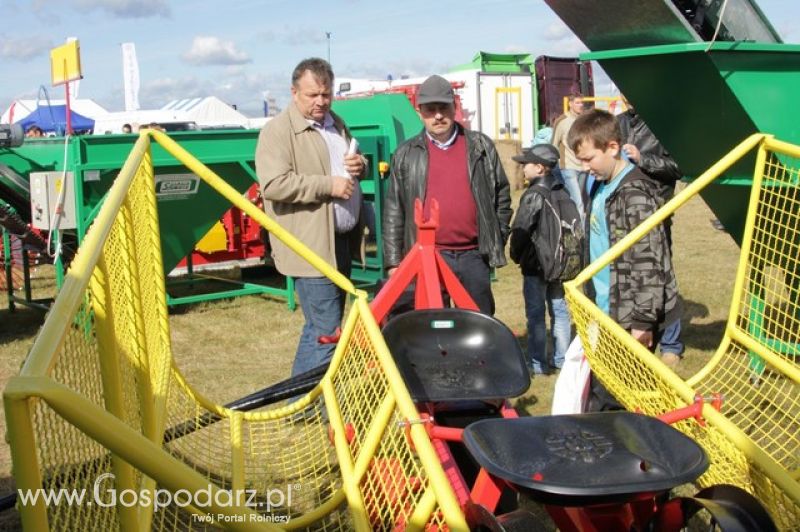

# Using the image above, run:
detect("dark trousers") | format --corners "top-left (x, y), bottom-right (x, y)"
top-left (382, 248), bottom-right (494, 319)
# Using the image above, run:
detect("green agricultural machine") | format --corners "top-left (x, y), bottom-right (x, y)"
top-left (0, 93), bottom-right (422, 310)
top-left (547, 0), bottom-right (798, 244)
top-left (333, 93), bottom-right (422, 287)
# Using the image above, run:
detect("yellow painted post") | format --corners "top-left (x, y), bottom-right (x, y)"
top-left (231, 411), bottom-right (245, 495)
top-left (356, 298), bottom-right (468, 531)
top-left (320, 302), bottom-right (371, 532)
top-left (19, 377), bottom-right (276, 531)
top-left (91, 255), bottom-right (140, 531)
top-left (136, 145), bottom-right (173, 435)
top-left (725, 138), bottom-right (770, 340)
top-left (3, 388), bottom-right (49, 531)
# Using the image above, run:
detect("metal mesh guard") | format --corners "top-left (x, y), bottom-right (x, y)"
top-left (564, 134), bottom-right (800, 529)
top-left (4, 132), bottom-right (467, 531)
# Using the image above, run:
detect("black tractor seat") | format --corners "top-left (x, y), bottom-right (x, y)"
top-left (381, 308), bottom-right (529, 403)
top-left (463, 412), bottom-right (709, 506)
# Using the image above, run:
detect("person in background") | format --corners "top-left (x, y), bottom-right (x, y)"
top-left (617, 97), bottom-right (685, 366)
top-left (551, 92), bottom-right (588, 216)
top-left (532, 117), bottom-right (554, 146)
top-left (509, 144), bottom-right (572, 375)
top-left (568, 110), bottom-right (681, 409)
top-left (383, 75), bottom-right (512, 315)
top-left (122, 123), bottom-right (133, 134)
top-left (256, 57), bottom-right (367, 377)
top-left (25, 125), bottom-right (44, 138)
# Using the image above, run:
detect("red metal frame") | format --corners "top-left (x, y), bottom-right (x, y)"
top-left (366, 201), bottom-right (718, 531)
top-left (175, 184), bottom-right (267, 268)
top-left (369, 199), bottom-right (478, 324)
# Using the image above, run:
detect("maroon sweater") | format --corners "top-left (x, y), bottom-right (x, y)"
top-left (424, 133), bottom-right (478, 249)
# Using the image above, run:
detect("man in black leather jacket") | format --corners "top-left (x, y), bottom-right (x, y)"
top-left (383, 75), bottom-right (512, 314)
top-left (617, 102), bottom-right (685, 365)
top-left (617, 105), bottom-right (682, 208)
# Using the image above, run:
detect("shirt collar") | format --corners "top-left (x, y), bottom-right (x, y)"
top-left (426, 126), bottom-right (458, 150)
top-left (308, 112), bottom-right (334, 130)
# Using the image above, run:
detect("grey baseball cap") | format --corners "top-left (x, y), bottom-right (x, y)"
top-left (417, 75), bottom-right (455, 105)
top-left (512, 144), bottom-right (560, 167)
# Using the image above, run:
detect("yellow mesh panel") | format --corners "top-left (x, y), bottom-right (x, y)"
top-left (4, 133), bottom-right (466, 531)
top-left (564, 135), bottom-right (800, 529)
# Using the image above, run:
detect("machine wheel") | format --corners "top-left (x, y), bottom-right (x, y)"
top-left (669, 484), bottom-right (777, 532)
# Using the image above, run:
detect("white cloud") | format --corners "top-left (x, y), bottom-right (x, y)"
top-left (340, 58), bottom-right (442, 81)
top-left (121, 69), bottom-right (286, 117)
top-left (257, 27), bottom-right (327, 46)
top-left (282, 27), bottom-right (327, 46)
top-left (544, 21), bottom-right (573, 41)
top-left (503, 44), bottom-right (529, 54)
top-left (31, 0), bottom-right (61, 24)
top-left (182, 36), bottom-right (251, 66)
top-left (0, 36), bottom-right (54, 60)
top-left (74, 0), bottom-right (170, 18)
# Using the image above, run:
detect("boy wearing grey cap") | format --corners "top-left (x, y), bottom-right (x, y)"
top-left (510, 144), bottom-right (573, 375)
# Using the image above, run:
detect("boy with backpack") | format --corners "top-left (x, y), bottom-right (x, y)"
top-left (510, 144), bottom-right (584, 375)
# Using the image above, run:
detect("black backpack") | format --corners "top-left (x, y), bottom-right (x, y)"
top-left (530, 183), bottom-right (584, 282)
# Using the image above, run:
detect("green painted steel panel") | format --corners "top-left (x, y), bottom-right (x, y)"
top-left (333, 94), bottom-right (421, 285)
top-left (451, 51), bottom-right (535, 73)
top-left (581, 42), bottom-right (800, 243)
top-left (1, 96), bottom-right (420, 293)
top-left (0, 130), bottom-right (258, 272)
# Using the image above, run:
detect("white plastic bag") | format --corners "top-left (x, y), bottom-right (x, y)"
top-left (551, 336), bottom-right (591, 415)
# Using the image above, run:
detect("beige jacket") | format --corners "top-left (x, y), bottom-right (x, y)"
top-left (551, 111), bottom-right (582, 171)
top-left (255, 103), bottom-right (364, 277)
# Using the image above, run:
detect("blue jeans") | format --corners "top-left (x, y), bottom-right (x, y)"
top-left (292, 277), bottom-right (345, 377)
top-left (523, 275), bottom-right (571, 372)
top-left (559, 168), bottom-right (585, 221)
top-left (659, 319), bottom-right (684, 356)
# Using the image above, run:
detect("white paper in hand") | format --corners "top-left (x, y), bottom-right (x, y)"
top-left (345, 138), bottom-right (359, 178)
top-left (347, 137), bottom-right (358, 156)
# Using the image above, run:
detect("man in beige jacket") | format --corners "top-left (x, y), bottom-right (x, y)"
top-left (256, 57), bottom-right (366, 377)
top-left (551, 92), bottom-right (587, 216)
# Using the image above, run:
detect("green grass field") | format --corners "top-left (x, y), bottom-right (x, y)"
top-left (0, 182), bottom-right (741, 528)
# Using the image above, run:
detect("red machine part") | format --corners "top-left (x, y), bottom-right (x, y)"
top-left (176, 183), bottom-right (268, 268)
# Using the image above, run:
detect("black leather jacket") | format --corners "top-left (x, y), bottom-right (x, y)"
top-left (618, 110), bottom-right (683, 202)
top-left (509, 170), bottom-right (562, 276)
top-left (383, 126), bottom-right (512, 268)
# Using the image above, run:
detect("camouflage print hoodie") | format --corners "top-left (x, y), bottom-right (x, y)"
top-left (585, 166), bottom-right (681, 332)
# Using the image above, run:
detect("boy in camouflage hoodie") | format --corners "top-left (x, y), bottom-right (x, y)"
top-left (568, 110), bottom-right (680, 408)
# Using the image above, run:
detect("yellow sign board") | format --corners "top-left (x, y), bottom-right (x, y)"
top-left (50, 40), bottom-right (82, 86)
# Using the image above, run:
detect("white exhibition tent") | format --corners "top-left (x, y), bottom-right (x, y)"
top-left (91, 109), bottom-right (194, 134)
top-left (161, 96), bottom-right (249, 128)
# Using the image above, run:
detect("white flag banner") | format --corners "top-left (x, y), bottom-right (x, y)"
top-left (122, 42), bottom-right (140, 111)
top-left (66, 37), bottom-right (80, 98)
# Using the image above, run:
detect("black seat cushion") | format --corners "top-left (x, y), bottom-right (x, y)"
top-left (463, 412), bottom-right (708, 504)
top-left (382, 308), bottom-right (529, 402)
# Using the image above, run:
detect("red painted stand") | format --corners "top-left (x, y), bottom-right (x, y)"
top-left (369, 199), bottom-right (478, 324)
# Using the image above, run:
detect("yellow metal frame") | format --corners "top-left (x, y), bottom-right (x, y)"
top-left (564, 133), bottom-right (800, 529)
top-left (494, 86), bottom-right (523, 141)
top-left (4, 130), bottom-right (468, 531)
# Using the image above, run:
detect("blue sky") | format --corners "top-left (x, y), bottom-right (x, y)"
top-left (1, 0), bottom-right (797, 117)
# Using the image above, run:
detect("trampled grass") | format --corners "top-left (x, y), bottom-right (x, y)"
top-left (0, 182), bottom-right (742, 528)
